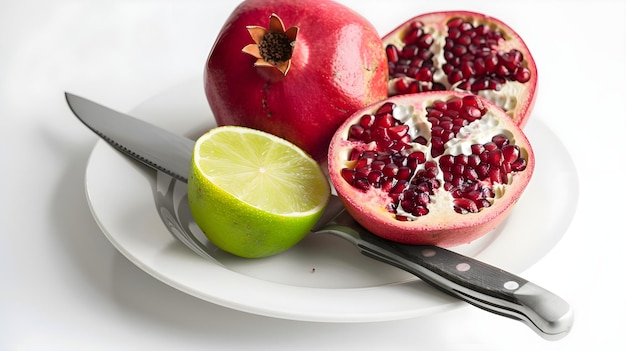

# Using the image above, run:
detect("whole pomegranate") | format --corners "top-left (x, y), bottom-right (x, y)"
top-left (204, 0), bottom-right (388, 161)
top-left (383, 11), bottom-right (537, 127)
top-left (328, 92), bottom-right (534, 247)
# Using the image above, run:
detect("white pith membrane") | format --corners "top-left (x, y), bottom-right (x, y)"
top-left (384, 16), bottom-right (529, 120)
top-left (338, 98), bottom-right (529, 221)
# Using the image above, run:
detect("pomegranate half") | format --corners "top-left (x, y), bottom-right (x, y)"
top-left (383, 11), bottom-right (537, 127)
top-left (328, 92), bottom-right (534, 247)
top-left (204, 0), bottom-right (388, 161)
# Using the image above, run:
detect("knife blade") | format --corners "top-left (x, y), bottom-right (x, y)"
top-left (66, 93), bottom-right (194, 183)
top-left (66, 92), bottom-right (573, 340)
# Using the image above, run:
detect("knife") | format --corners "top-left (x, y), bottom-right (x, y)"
top-left (66, 92), bottom-right (573, 340)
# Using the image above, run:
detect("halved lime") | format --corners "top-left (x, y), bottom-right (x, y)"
top-left (188, 126), bottom-right (330, 258)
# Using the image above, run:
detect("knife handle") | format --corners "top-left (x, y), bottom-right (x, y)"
top-left (357, 235), bottom-right (573, 340)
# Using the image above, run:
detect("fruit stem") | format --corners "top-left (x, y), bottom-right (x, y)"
top-left (242, 13), bottom-right (298, 81)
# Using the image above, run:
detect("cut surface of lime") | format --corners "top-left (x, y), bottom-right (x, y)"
top-left (188, 126), bottom-right (330, 258)
top-left (196, 128), bottom-right (328, 214)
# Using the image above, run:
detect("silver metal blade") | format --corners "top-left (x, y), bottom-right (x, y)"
top-left (66, 92), bottom-right (194, 182)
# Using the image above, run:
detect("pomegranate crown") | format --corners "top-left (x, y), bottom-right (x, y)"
top-left (242, 13), bottom-right (299, 77)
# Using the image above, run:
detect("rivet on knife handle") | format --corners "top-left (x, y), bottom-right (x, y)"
top-left (356, 232), bottom-right (574, 340)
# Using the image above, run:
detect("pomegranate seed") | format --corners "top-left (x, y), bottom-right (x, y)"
top-left (367, 170), bottom-right (383, 186)
top-left (456, 81), bottom-right (472, 91)
top-left (439, 154), bottom-right (454, 167)
top-left (476, 163), bottom-right (490, 179)
top-left (388, 124), bottom-right (409, 140)
top-left (409, 21), bottom-right (423, 30)
top-left (471, 78), bottom-right (490, 92)
top-left (375, 114), bottom-right (395, 128)
top-left (484, 54), bottom-right (498, 73)
top-left (376, 102), bottom-right (396, 116)
top-left (448, 69), bottom-right (464, 84)
top-left (354, 179), bottom-right (370, 191)
top-left (431, 100), bottom-right (446, 110)
top-left (474, 57), bottom-right (486, 75)
top-left (427, 109), bottom-right (444, 119)
top-left (446, 97), bottom-right (463, 110)
top-left (390, 180), bottom-right (409, 194)
top-left (386, 45), bottom-right (400, 63)
top-left (415, 192), bottom-right (430, 206)
top-left (447, 27), bottom-right (461, 41)
top-left (402, 45), bottom-right (420, 59)
top-left (381, 177), bottom-right (396, 192)
top-left (453, 117), bottom-right (467, 127)
top-left (451, 163), bottom-right (464, 176)
top-left (447, 17), bottom-right (464, 28)
top-left (415, 136), bottom-right (428, 145)
top-left (462, 95), bottom-right (485, 111)
top-left (417, 33), bottom-right (434, 48)
top-left (489, 167), bottom-right (503, 184)
top-left (454, 154), bottom-right (468, 165)
top-left (416, 182), bottom-right (431, 194)
top-left (492, 134), bottom-right (509, 148)
top-left (394, 79), bottom-right (410, 93)
top-left (397, 166), bottom-right (412, 180)
top-left (408, 82), bottom-right (421, 93)
top-left (456, 34), bottom-right (472, 46)
top-left (413, 206), bottom-right (429, 216)
top-left (486, 79), bottom-right (503, 91)
top-left (464, 167), bottom-right (479, 182)
top-left (400, 199), bottom-right (415, 212)
top-left (463, 105), bottom-right (482, 121)
top-left (359, 114), bottom-right (375, 128)
top-left (402, 28), bottom-right (420, 45)
top-left (349, 124), bottom-right (365, 139)
top-left (424, 166), bottom-right (439, 179)
top-left (483, 142), bottom-right (498, 152)
top-left (355, 167), bottom-right (369, 180)
top-left (501, 162), bottom-right (511, 175)
top-left (514, 67), bottom-right (531, 83)
top-left (454, 198), bottom-right (479, 214)
top-left (341, 168), bottom-right (355, 183)
top-left (431, 138), bottom-right (445, 157)
top-left (458, 22), bottom-right (473, 32)
top-left (466, 189), bottom-right (482, 201)
top-left (416, 67), bottom-right (433, 81)
top-left (431, 125), bottom-right (445, 137)
top-left (487, 149), bottom-right (503, 166)
top-left (496, 64), bottom-right (510, 77)
top-left (370, 160), bottom-right (385, 171)
top-left (452, 45), bottom-right (467, 56)
top-left (461, 60), bottom-right (475, 77)
top-left (468, 154), bottom-right (481, 168)
top-left (348, 149), bottom-right (361, 161)
top-left (383, 163), bottom-right (399, 177)
top-left (475, 24), bottom-right (489, 36)
top-left (439, 119), bottom-right (453, 130)
top-left (510, 158), bottom-right (527, 172)
top-left (409, 151), bottom-right (426, 164)
top-left (476, 199), bottom-right (491, 209)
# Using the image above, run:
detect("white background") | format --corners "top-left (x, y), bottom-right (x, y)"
top-left (2, 0), bottom-right (625, 350)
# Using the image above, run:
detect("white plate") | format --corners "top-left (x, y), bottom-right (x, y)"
top-left (84, 78), bottom-right (579, 322)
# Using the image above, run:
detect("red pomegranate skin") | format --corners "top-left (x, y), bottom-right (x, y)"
top-left (328, 92), bottom-right (535, 247)
top-left (204, 0), bottom-right (389, 161)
